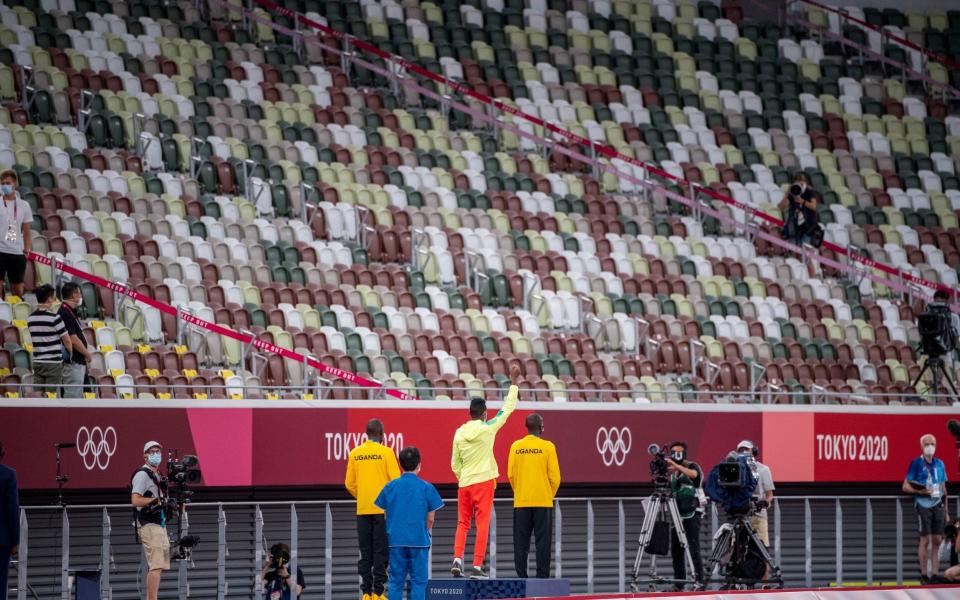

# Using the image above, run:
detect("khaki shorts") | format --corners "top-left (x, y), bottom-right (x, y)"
top-left (749, 515), bottom-right (770, 547)
top-left (139, 523), bottom-right (171, 571)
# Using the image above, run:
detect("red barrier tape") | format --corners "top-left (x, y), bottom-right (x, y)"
top-left (26, 252), bottom-right (419, 400)
top-left (798, 0), bottom-right (960, 72)
top-left (253, 0), bottom-right (951, 295)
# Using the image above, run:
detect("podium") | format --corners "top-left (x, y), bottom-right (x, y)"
top-left (425, 578), bottom-right (570, 600)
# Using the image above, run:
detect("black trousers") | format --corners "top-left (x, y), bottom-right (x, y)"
top-left (513, 507), bottom-right (552, 578)
top-left (0, 546), bottom-right (10, 600)
top-left (670, 513), bottom-right (704, 583)
top-left (357, 514), bottom-right (388, 594)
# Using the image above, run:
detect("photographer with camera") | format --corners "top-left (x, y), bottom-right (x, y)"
top-left (261, 543), bottom-right (305, 600)
top-left (130, 441), bottom-right (170, 600)
top-left (665, 442), bottom-right (704, 587)
top-left (903, 434), bottom-right (949, 584)
top-left (940, 520), bottom-right (960, 582)
top-left (778, 173), bottom-right (820, 278)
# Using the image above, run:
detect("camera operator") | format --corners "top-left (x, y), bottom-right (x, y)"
top-left (261, 543), bottom-right (305, 600)
top-left (130, 441), bottom-right (170, 600)
top-left (665, 441), bottom-right (704, 587)
top-left (903, 434), bottom-right (949, 584)
top-left (941, 519), bottom-right (960, 582)
top-left (778, 172), bottom-right (819, 278)
top-left (736, 442), bottom-right (774, 545)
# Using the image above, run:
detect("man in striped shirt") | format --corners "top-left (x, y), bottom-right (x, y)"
top-left (26, 284), bottom-right (72, 396)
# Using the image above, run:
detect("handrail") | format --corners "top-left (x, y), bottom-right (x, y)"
top-left (796, 0), bottom-right (960, 72)
top-left (246, 0), bottom-right (955, 299)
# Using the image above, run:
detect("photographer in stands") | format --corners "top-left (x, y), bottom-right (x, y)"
top-left (666, 441), bottom-right (704, 587)
top-left (261, 542), bottom-right (305, 600)
top-left (130, 441), bottom-right (170, 600)
top-left (903, 434), bottom-right (949, 584)
top-left (778, 172), bottom-right (819, 278)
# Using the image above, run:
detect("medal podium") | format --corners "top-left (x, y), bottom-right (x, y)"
top-left (425, 578), bottom-right (570, 599)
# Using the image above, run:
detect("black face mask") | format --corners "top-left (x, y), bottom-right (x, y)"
top-left (671, 450), bottom-right (685, 462)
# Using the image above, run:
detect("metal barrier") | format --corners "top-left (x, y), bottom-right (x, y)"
top-left (7, 382), bottom-right (959, 405)
top-left (9, 495), bottom-right (959, 599)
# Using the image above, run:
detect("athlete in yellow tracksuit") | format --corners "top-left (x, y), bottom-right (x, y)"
top-left (345, 419), bottom-right (401, 600)
top-left (450, 368), bottom-right (520, 579)
top-left (508, 413), bottom-right (561, 578)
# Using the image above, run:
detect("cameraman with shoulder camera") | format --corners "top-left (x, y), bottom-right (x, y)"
top-left (665, 441), bottom-right (704, 587)
top-left (261, 543), bottom-right (305, 600)
top-left (130, 441), bottom-right (170, 600)
top-left (778, 172), bottom-right (819, 278)
top-left (736, 441), bottom-right (774, 547)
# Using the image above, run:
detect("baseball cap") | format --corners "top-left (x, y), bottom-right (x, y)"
top-left (143, 440), bottom-right (162, 453)
top-left (736, 440), bottom-right (754, 450)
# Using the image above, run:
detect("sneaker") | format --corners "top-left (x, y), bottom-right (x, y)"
top-left (468, 566), bottom-right (489, 579)
top-left (450, 558), bottom-right (463, 578)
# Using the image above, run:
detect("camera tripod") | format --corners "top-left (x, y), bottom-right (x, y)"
top-left (912, 355), bottom-right (958, 402)
top-left (704, 510), bottom-right (782, 589)
top-left (630, 483), bottom-right (699, 591)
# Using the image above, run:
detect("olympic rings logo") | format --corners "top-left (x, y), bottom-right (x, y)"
top-left (76, 426), bottom-right (118, 471)
top-left (596, 426), bottom-right (632, 467)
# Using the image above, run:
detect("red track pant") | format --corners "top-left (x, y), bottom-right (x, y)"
top-left (453, 479), bottom-right (496, 566)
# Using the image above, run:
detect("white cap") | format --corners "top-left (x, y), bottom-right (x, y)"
top-left (736, 440), bottom-right (754, 450)
top-left (143, 441), bottom-right (162, 453)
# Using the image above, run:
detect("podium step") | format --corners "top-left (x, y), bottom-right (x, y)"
top-left (426, 578), bottom-right (570, 600)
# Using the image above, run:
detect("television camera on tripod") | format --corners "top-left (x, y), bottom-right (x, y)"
top-left (912, 291), bottom-right (960, 402)
top-left (703, 454), bottom-right (783, 589)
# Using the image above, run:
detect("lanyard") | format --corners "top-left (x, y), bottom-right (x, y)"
top-left (4, 199), bottom-right (16, 221)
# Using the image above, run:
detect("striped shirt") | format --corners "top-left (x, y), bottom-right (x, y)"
top-left (27, 309), bottom-right (67, 363)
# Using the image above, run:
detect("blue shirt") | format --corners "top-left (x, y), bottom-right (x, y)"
top-left (905, 456), bottom-right (948, 508)
top-left (374, 472), bottom-right (443, 547)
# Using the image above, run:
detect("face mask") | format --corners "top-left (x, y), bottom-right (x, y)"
top-left (671, 451), bottom-right (685, 462)
top-left (924, 445), bottom-right (936, 457)
top-left (147, 452), bottom-right (162, 467)
top-left (0, 184), bottom-right (13, 195)
top-left (74, 297), bottom-right (83, 307)
top-left (740, 451), bottom-right (752, 458)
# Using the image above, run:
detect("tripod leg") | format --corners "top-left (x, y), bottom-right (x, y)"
top-left (744, 521), bottom-right (782, 587)
top-left (666, 498), bottom-right (697, 586)
top-left (630, 496), bottom-right (661, 586)
top-left (938, 364), bottom-right (959, 399)
top-left (912, 361), bottom-right (931, 389)
top-left (704, 526), bottom-right (732, 586)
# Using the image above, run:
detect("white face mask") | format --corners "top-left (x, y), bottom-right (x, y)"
top-left (924, 445), bottom-right (936, 457)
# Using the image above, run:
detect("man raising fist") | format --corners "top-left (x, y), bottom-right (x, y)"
top-left (450, 365), bottom-right (521, 579)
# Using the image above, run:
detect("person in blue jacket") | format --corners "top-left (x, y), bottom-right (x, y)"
top-left (375, 446), bottom-right (443, 600)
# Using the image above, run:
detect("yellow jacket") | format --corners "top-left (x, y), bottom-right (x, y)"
top-left (451, 385), bottom-right (519, 487)
top-left (345, 440), bottom-right (401, 515)
top-left (508, 434), bottom-right (561, 507)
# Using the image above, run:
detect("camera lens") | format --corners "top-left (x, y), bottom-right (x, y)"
top-left (789, 184), bottom-right (802, 196)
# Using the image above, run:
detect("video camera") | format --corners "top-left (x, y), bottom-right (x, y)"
top-left (647, 444), bottom-right (669, 484)
top-left (919, 303), bottom-right (957, 358)
top-left (705, 454), bottom-right (757, 514)
top-left (164, 451), bottom-right (202, 560)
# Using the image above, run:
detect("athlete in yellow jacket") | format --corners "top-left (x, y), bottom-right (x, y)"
top-left (508, 413), bottom-right (561, 578)
top-left (450, 365), bottom-right (520, 579)
top-left (345, 419), bottom-right (400, 600)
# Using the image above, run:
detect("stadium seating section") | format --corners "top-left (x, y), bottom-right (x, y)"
top-left (0, 0), bottom-right (959, 404)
